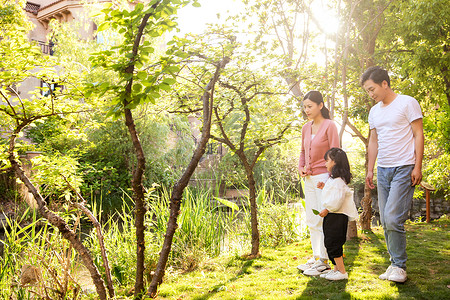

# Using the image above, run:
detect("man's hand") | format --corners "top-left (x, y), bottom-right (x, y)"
top-left (411, 166), bottom-right (422, 186)
top-left (317, 182), bottom-right (325, 189)
top-left (366, 170), bottom-right (375, 189)
top-left (319, 209), bottom-right (329, 217)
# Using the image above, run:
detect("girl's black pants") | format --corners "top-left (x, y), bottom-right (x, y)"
top-left (323, 212), bottom-right (348, 265)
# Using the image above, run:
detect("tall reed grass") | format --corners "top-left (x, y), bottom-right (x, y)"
top-left (0, 209), bottom-right (82, 299)
top-left (86, 186), bottom-right (236, 290)
top-left (239, 186), bottom-right (302, 248)
top-left (0, 185), bottom-right (303, 298)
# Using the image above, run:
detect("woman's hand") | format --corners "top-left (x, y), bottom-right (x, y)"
top-left (299, 166), bottom-right (308, 177)
top-left (316, 182), bottom-right (325, 189)
top-left (319, 209), bottom-right (329, 217)
top-left (299, 167), bottom-right (308, 177)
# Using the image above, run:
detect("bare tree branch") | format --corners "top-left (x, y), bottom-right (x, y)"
top-left (63, 176), bottom-right (115, 299)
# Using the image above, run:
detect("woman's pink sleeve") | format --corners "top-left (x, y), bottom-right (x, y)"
top-left (328, 121), bottom-right (340, 148)
top-left (299, 127), bottom-right (306, 171)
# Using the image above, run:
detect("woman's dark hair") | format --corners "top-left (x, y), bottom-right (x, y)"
top-left (303, 90), bottom-right (330, 119)
top-left (324, 147), bottom-right (352, 184)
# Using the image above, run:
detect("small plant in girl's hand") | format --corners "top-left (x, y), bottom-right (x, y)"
top-left (312, 209), bottom-right (320, 215)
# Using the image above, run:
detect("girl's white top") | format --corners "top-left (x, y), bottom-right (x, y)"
top-left (322, 177), bottom-right (359, 221)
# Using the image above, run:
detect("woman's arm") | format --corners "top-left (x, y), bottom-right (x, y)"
top-left (299, 125), bottom-right (307, 176)
top-left (328, 120), bottom-right (340, 148)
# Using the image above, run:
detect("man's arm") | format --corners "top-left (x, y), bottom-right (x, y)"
top-left (366, 129), bottom-right (378, 189)
top-left (411, 118), bottom-right (424, 186)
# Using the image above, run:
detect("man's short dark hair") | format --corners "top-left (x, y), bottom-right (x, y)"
top-left (360, 66), bottom-right (390, 87)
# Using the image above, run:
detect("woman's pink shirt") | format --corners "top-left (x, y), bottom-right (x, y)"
top-left (299, 119), bottom-right (340, 176)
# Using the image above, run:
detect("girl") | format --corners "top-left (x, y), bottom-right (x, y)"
top-left (318, 147), bottom-right (358, 280)
top-left (297, 91), bottom-right (340, 276)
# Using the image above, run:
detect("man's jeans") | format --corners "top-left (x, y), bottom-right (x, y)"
top-left (377, 165), bottom-right (415, 270)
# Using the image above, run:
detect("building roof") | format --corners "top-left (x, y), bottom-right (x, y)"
top-left (25, 2), bottom-right (41, 15)
top-left (39, 0), bottom-right (66, 12)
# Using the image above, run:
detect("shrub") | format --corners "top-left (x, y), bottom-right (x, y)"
top-left (0, 210), bottom-right (82, 299)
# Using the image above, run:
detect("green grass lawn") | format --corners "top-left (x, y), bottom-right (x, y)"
top-left (156, 216), bottom-right (450, 300)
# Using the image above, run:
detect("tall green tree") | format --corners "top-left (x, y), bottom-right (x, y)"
top-left (241, 0), bottom-right (315, 108)
top-left (89, 1), bottom-right (205, 297)
top-left (0, 0), bottom-right (110, 298)
top-left (328, 0), bottom-right (395, 230)
top-left (166, 25), bottom-right (293, 257)
top-left (378, 0), bottom-right (450, 197)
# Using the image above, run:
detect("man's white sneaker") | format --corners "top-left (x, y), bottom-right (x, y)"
top-left (388, 266), bottom-right (407, 283)
top-left (296, 257), bottom-right (316, 272)
top-left (325, 270), bottom-right (348, 281)
top-left (303, 260), bottom-right (331, 276)
top-left (379, 265), bottom-right (394, 280)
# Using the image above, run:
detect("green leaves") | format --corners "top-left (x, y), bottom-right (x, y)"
top-left (96, 21), bottom-right (110, 32)
top-left (215, 197), bottom-right (239, 211)
top-left (136, 71), bottom-right (147, 80)
top-left (86, 0), bottom-right (193, 116)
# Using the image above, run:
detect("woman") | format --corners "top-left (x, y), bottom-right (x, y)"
top-left (297, 90), bottom-right (340, 276)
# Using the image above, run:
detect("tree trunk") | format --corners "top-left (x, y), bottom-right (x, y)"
top-left (120, 6), bottom-right (157, 297)
top-left (338, 0), bottom-right (358, 239)
top-left (243, 163), bottom-right (260, 257)
top-left (147, 57), bottom-right (230, 298)
top-left (65, 180), bottom-right (115, 298)
top-left (359, 140), bottom-right (373, 230)
top-left (124, 107), bottom-right (147, 299)
top-left (347, 220), bottom-right (358, 240)
top-left (8, 137), bottom-right (108, 300)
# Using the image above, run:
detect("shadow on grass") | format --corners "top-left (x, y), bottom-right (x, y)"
top-left (348, 225), bottom-right (445, 300)
top-left (296, 233), bottom-right (360, 300)
top-left (192, 257), bottom-right (255, 300)
top-left (396, 220), bottom-right (450, 299)
top-left (355, 229), bottom-right (435, 300)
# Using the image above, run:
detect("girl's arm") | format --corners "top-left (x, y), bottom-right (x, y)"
top-left (323, 179), bottom-right (346, 212)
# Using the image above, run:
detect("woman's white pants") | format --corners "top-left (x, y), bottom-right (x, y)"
top-left (304, 173), bottom-right (329, 260)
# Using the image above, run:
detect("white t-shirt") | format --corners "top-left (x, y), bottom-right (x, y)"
top-left (368, 94), bottom-right (423, 167)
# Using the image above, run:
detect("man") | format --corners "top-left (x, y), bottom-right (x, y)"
top-left (361, 66), bottom-right (424, 283)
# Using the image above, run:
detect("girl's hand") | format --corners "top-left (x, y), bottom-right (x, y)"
top-left (319, 209), bottom-right (329, 217)
top-left (317, 182), bottom-right (325, 189)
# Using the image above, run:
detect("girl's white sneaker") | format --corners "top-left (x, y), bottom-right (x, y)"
top-left (325, 270), bottom-right (348, 281)
top-left (320, 269), bottom-right (337, 278)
